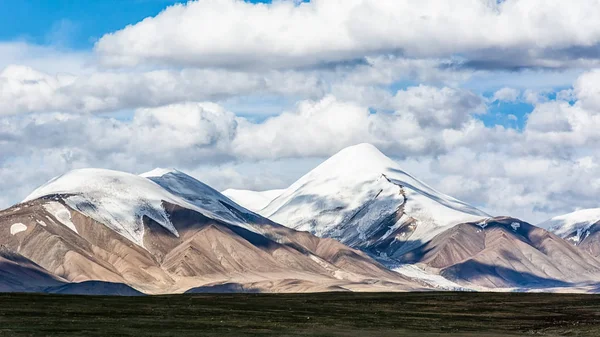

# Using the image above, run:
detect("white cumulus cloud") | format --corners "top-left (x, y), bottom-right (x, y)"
top-left (96, 0), bottom-right (600, 70)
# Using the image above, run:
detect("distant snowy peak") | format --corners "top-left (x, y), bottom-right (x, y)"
top-left (261, 143), bottom-right (489, 259)
top-left (539, 208), bottom-right (600, 244)
top-left (222, 189), bottom-right (284, 212)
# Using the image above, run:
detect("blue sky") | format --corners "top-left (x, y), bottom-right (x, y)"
top-left (483, 100), bottom-right (531, 129)
top-left (0, 0), bottom-right (300, 49)
top-left (0, 1), bottom-right (188, 48)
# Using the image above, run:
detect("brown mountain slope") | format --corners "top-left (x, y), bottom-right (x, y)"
top-left (0, 246), bottom-right (65, 292)
top-left (0, 245), bottom-right (142, 295)
top-left (0, 196), bottom-right (425, 294)
top-left (398, 217), bottom-right (600, 289)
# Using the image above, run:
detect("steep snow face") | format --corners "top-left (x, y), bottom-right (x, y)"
top-left (539, 208), bottom-right (600, 244)
top-left (140, 168), bottom-right (264, 229)
top-left (222, 189), bottom-right (284, 212)
top-left (24, 169), bottom-right (183, 246)
top-left (262, 143), bottom-right (489, 258)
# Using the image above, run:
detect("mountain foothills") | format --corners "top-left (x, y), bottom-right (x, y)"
top-left (1, 144), bottom-right (600, 294)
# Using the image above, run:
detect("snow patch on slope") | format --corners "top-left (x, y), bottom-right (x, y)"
top-left (511, 222), bottom-right (521, 231)
top-left (539, 208), bottom-right (600, 243)
top-left (42, 201), bottom-right (78, 233)
top-left (222, 189), bottom-right (284, 212)
top-left (393, 264), bottom-right (471, 291)
top-left (10, 223), bottom-right (27, 235)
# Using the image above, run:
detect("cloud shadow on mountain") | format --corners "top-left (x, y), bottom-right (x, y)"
top-left (442, 260), bottom-right (573, 289)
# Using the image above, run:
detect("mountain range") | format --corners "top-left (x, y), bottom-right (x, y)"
top-left (0, 166), bottom-right (423, 294)
top-left (1, 143), bottom-right (600, 294)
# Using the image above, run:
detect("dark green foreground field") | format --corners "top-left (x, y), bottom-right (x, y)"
top-left (0, 292), bottom-right (600, 336)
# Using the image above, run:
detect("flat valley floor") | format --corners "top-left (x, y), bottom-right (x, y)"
top-left (1, 292), bottom-right (600, 336)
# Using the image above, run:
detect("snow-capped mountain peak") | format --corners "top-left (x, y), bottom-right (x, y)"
top-left (313, 142), bottom-right (398, 171)
top-left (23, 168), bottom-right (182, 246)
top-left (260, 143), bottom-right (489, 259)
top-left (287, 143), bottom-right (398, 184)
top-left (22, 168), bottom-right (263, 248)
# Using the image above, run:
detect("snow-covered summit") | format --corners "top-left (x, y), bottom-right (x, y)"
top-left (539, 208), bottom-right (600, 243)
top-left (260, 143), bottom-right (489, 258)
top-left (266, 143), bottom-right (486, 216)
top-left (24, 168), bottom-right (183, 246)
top-left (312, 142), bottom-right (397, 174)
top-left (22, 168), bottom-right (263, 248)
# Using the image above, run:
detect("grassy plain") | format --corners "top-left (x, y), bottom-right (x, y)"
top-left (0, 292), bottom-right (599, 336)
